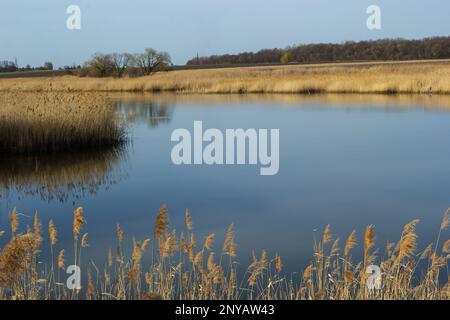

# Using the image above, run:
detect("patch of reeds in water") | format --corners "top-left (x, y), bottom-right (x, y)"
top-left (0, 205), bottom-right (448, 300)
top-left (0, 92), bottom-right (126, 153)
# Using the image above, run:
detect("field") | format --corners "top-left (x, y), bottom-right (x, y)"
top-left (1, 60), bottom-right (450, 94)
top-left (0, 206), bottom-right (448, 300)
top-left (0, 92), bottom-right (126, 153)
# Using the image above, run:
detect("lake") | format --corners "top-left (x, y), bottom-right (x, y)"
top-left (1, 93), bottom-right (450, 275)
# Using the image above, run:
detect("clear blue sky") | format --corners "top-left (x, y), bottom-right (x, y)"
top-left (0, 0), bottom-right (449, 67)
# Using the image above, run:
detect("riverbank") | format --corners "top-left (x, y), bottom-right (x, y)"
top-left (1, 60), bottom-right (450, 95)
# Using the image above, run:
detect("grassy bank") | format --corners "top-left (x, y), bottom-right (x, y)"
top-left (1, 60), bottom-right (450, 94)
top-left (0, 92), bottom-right (126, 153)
top-left (0, 206), bottom-right (448, 300)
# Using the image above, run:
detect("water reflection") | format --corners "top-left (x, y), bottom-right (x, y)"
top-left (110, 92), bottom-right (450, 111)
top-left (0, 96), bottom-right (177, 203)
top-left (114, 99), bottom-right (174, 127)
top-left (0, 147), bottom-right (127, 202)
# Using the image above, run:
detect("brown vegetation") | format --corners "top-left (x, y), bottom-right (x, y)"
top-left (1, 61), bottom-right (449, 95)
top-left (0, 92), bottom-right (126, 153)
top-left (0, 206), bottom-right (448, 300)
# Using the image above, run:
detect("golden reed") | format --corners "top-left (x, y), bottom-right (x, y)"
top-left (1, 61), bottom-right (450, 95)
top-left (0, 205), bottom-right (448, 300)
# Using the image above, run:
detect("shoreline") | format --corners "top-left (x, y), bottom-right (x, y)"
top-left (1, 60), bottom-right (450, 95)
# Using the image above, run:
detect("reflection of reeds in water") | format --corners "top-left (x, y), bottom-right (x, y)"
top-left (0, 147), bottom-right (127, 202)
top-left (0, 206), bottom-right (448, 300)
top-left (114, 100), bottom-right (173, 128)
top-left (111, 92), bottom-right (450, 112)
top-left (0, 92), bottom-right (126, 153)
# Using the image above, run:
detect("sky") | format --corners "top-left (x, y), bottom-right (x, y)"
top-left (0, 0), bottom-right (449, 67)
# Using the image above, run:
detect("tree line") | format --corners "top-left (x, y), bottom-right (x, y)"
top-left (186, 37), bottom-right (450, 65)
top-left (0, 61), bottom-right (53, 73)
top-left (78, 48), bottom-right (172, 77)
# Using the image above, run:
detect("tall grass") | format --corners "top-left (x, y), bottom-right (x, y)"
top-left (1, 61), bottom-right (450, 94)
top-left (0, 205), bottom-right (448, 300)
top-left (0, 92), bottom-right (126, 153)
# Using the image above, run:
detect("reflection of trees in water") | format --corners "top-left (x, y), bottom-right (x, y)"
top-left (114, 100), bottom-right (174, 128)
top-left (0, 146), bottom-right (128, 203)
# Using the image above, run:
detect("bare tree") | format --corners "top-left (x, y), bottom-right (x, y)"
top-left (111, 53), bottom-right (132, 77)
top-left (133, 48), bottom-right (172, 75)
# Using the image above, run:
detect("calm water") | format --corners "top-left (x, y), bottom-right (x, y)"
top-left (1, 94), bottom-right (450, 274)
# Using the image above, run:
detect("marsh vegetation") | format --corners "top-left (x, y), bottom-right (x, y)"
top-left (1, 61), bottom-right (449, 95)
top-left (0, 206), bottom-right (448, 300)
top-left (0, 92), bottom-right (126, 153)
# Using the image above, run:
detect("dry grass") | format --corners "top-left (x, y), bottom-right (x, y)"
top-left (0, 92), bottom-right (126, 153)
top-left (0, 205), bottom-right (448, 300)
top-left (1, 61), bottom-right (450, 95)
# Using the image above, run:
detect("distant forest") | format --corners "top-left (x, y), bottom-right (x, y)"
top-left (186, 37), bottom-right (450, 65)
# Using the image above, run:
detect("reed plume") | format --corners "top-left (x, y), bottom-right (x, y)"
top-left (185, 209), bottom-right (192, 232)
top-left (73, 207), bottom-right (86, 241)
top-left (57, 250), bottom-right (65, 269)
top-left (155, 205), bottom-right (169, 239)
top-left (204, 234), bottom-right (215, 251)
top-left (322, 224), bottom-right (332, 245)
top-left (274, 255), bottom-right (283, 272)
top-left (48, 220), bottom-right (57, 247)
top-left (116, 224), bottom-right (124, 242)
top-left (344, 230), bottom-right (357, 256)
top-left (223, 224), bottom-right (236, 257)
top-left (9, 208), bottom-right (18, 236)
top-left (364, 225), bottom-right (376, 264)
top-left (81, 233), bottom-right (89, 247)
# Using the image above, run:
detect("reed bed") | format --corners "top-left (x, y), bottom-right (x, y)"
top-left (0, 92), bottom-right (126, 153)
top-left (0, 205), bottom-right (448, 300)
top-left (1, 61), bottom-right (450, 95)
